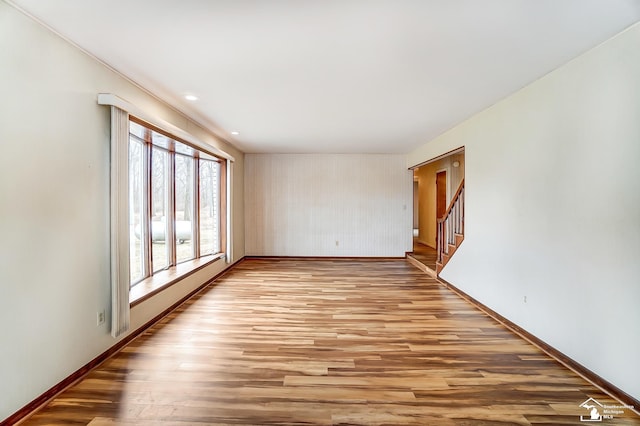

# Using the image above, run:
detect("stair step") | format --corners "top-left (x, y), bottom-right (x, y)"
top-left (406, 254), bottom-right (437, 278)
top-left (436, 235), bottom-right (464, 277)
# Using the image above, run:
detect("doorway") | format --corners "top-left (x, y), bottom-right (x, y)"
top-left (436, 170), bottom-right (447, 221)
top-left (409, 149), bottom-right (465, 274)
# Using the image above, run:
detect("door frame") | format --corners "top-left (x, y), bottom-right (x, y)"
top-left (435, 166), bottom-right (451, 217)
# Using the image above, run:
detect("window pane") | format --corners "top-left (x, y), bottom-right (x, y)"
top-left (129, 121), bottom-right (146, 140)
top-left (199, 159), bottom-right (220, 255)
top-left (151, 131), bottom-right (171, 150)
top-left (175, 154), bottom-right (194, 262)
top-left (129, 138), bottom-right (145, 284)
top-left (174, 140), bottom-right (194, 156)
top-left (151, 147), bottom-right (169, 271)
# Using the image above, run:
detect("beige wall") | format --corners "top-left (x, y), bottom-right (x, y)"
top-left (245, 154), bottom-right (413, 257)
top-left (416, 163), bottom-right (437, 247)
top-left (415, 153), bottom-right (465, 247)
top-left (408, 22), bottom-right (640, 401)
top-left (0, 3), bottom-right (244, 421)
top-left (412, 181), bottom-right (419, 229)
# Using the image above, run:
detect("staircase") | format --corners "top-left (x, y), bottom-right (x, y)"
top-left (436, 179), bottom-right (464, 275)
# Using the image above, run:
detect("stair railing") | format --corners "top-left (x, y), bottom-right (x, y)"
top-left (437, 179), bottom-right (465, 263)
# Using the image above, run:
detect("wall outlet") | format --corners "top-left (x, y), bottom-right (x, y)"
top-left (97, 310), bottom-right (106, 326)
top-left (523, 296), bottom-right (527, 303)
top-left (335, 240), bottom-right (339, 247)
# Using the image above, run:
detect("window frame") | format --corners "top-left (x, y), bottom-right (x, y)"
top-left (197, 158), bottom-right (223, 257)
top-left (128, 116), bottom-right (227, 290)
top-left (100, 93), bottom-right (234, 337)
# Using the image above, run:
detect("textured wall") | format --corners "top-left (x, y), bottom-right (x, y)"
top-left (245, 154), bottom-right (413, 257)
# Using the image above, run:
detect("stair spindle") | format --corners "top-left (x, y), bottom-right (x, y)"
top-left (436, 179), bottom-right (465, 274)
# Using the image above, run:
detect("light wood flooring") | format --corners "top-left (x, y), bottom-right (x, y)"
top-left (22, 259), bottom-right (640, 425)
top-left (408, 240), bottom-right (438, 272)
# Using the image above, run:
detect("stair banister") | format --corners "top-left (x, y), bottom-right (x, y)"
top-left (437, 179), bottom-right (465, 265)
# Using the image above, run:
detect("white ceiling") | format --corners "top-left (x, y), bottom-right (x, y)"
top-left (8, 0), bottom-right (640, 154)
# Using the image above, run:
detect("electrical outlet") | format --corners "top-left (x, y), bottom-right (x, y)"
top-left (523, 296), bottom-right (527, 303)
top-left (97, 310), bottom-right (105, 326)
top-left (335, 240), bottom-right (339, 247)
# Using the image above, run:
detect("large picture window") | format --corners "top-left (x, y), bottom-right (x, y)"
top-left (129, 119), bottom-right (225, 288)
top-left (100, 94), bottom-right (233, 337)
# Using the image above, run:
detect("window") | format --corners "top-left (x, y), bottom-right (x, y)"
top-left (174, 152), bottom-right (195, 262)
top-left (151, 146), bottom-right (170, 272)
top-left (128, 137), bottom-right (146, 283)
top-left (199, 159), bottom-right (221, 255)
top-left (129, 119), bottom-right (225, 288)
top-left (100, 93), bottom-right (234, 337)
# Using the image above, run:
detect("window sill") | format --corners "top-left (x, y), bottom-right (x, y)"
top-left (129, 253), bottom-right (226, 307)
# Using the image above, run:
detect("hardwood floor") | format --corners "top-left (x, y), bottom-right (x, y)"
top-left (408, 239), bottom-right (438, 272)
top-left (22, 259), bottom-right (639, 425)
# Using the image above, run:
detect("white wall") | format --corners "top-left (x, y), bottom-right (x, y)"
top-left (0, 3), bottom-right (244, 421)
top-left (245, 154), bottom-right (413, 257)
top-left (409, 23), bottom-right (640, 401)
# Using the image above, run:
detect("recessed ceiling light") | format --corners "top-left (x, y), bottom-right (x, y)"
top-left (184, 94), bottom-right (198, 101)
top-left (231, 131), bottom-right (240, 135)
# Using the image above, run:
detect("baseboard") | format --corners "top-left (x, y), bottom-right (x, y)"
top-left (437, 277), bottom-right (640, 412)
top-left (406, 254), bottom-right (437, 278)
top-left (6, 257), bottom-right (246, 426)
top-left (244, 256), bottom-right (406, 260)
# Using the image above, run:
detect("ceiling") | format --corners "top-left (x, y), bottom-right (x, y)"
top-left (7, 0), bottom-right (640, 154)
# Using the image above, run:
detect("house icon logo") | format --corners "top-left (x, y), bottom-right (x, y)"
top-left (580, 398), bottom-right (603, 422)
